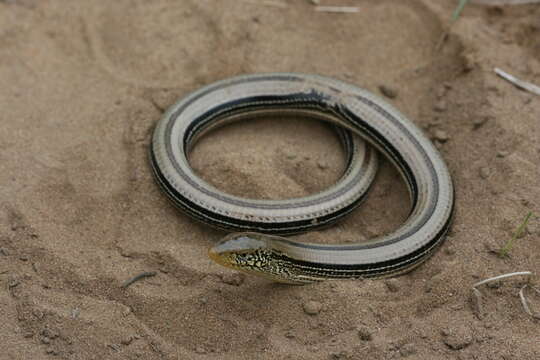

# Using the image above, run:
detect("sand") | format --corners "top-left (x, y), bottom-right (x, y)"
top-left (1, 0), bottom-right (539, 359)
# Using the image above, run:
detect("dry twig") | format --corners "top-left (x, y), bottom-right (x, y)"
top-left (122, 271), bottom-right (157, 288)
top-left (472, 272), bottom-right (538, 318)
top-left (519, 284), bottom-right (540, 318)
top-left (242, 0), bottom-right (288, 8)
top-left (314, 6), bottom-right (359, 13)
top-left (494, 68), bottom-right (540, 96)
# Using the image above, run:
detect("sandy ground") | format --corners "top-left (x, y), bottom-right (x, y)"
top-left (1, 0), bottom-right (539, 359)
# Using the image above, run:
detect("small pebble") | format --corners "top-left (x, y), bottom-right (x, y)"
top-left (0, 247), bottom-right (8, 256)
top-left (496, 150), bottom-right (509, 158)
top-left (303, 300), bottom-right (322, 315)
top-left (463, 54), bottom-right (476, 72)
top-left (378, 85), bottom-right (398, 99)
top-left (472, 116), bottom-right (489, 129)
top-left (433, 130), bottom-right (450, 143)
top-left (436, 86), bottom-right (447, 98)
top-left (121, 336), bottom-right (134, 345)
top-left (220, 272), bottom-right (245, 286)
top-left (444, 246), bottom-right (455, 256)
top-left (32, 309), bottom-right (44, 319)
top-left (149, 89), bottom-right (175, 112)
top-left (284, 330), bottom-right (295, 339)
top-left (430, 116), bottom-right (441, 126)
top-left (285, 152), bottom-right (297, 160)
top-left (442, 327), bottom-right (473, 350)
top-left (41, 337), bottom-right (51, 344)
top-left (479, 167), bottom-right (490, 179)
top-left (41, 328), bottom-right (58, 339)
top-left (317, 161), bottom-right (329, 170)
top-left (400, 343), bottom-right (417, 357)
top-left (329, 351), bottom-right (348, 359)
top-left (385, 279), bottom-right (400, 293)
top-left (71, 308), bottom-right (80, 319)
top-left (195, 346), bottom-right (206, 354)
top-left (357, 326), bottom-right (373, 341)
top-left (433, 100), bottom-right (447, 112)
top-left (45, 348), bottom-right (58, 355)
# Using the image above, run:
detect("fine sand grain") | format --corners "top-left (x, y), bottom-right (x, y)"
top-left (1, 0), bottom-right (539, 359)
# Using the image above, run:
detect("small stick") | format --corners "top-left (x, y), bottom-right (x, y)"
top-left (242, 0), bottom-right (288, 8)
top-left (519, 285), bottom-right (533, 316)
top-left (472, 271), bottom-right (532, 288)
top-left (122, 271), bottom-right (157, 289)
top-left (499, 212), bottom-right (533, 258)
top-left (315, 6), bottom-right (359, 13)
top-left (435, 32), bottom-right (449, 52)
top-left (472, 272), bottom-right (536, 318)
top-left (474, 0), bottom-right (540, 4)
top-left (494, 68), bottom-right (540, 96)
top-left (519, 284), bottom-right (540, 318)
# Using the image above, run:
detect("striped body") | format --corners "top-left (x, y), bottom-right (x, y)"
top-left (150, 73), bottom-right (454, 284)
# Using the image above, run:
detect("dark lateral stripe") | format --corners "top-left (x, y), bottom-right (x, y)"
top-left (281, 199), bottom-right (454, 276)
top-left (156, 88), bottom-right (443, 251)
top-left (336, 105), bottom-right (418, 209)
top-left (183, 102), bottom-right (358, 179)
top-left (149, 147), bottom-right (372, 234)
top-left (183, 93), bottom-right (336, 149)
top-left (163, 93), bottom-right (379, 212)
top-left (179, 92), bottom-right (417, 210)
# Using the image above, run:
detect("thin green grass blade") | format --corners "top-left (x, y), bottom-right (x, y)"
top-left (452, 0), bottom-right (470, 22)
top-left (499, 212), bottom-right (534, 258)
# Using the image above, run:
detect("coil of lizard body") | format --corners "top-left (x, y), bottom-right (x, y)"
top-left (149, 73), bottom-right (454, 284)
